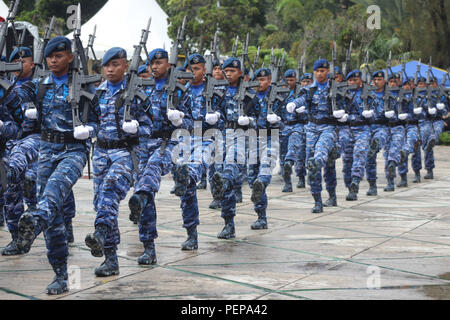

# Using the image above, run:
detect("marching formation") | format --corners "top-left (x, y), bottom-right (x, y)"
top-left (0, 4), bottom-right (449, 297)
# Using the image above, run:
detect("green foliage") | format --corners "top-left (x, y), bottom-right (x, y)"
top-left (439, 132), bottom-right (450, 146)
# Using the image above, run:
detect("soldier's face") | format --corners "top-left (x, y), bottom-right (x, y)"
top-left (213, 66), bottom-right (224, 80)
top-left (301, 79), bottom-right (309, 87)
top-left (373, 77), bottom-right (386, 90)
top-left (224, 67), bottom-right (242, 86)
top-left (46, 50), bottom-right (74, 76)
top-left (257, 76), bottom-right (271, 92)
top-left (431, 81), bottom-right (438, 88)
top-left (347, 77), bottom-right (357, 88)
top-left (286, 77), bottom-right (296, 90)
top-left (314, 68), bottom-right (329, 83)
top-left (417, 81), bottom-right (426, 88)
top-left (139, 71), bottom-right (151, 79)
top-left (403, 83), bottom-right (411, 90)
top-left (103, 58), bottom-right (128, 84)
top-left (188, 63), bottom-right (206, 85)
top-left (388, 79), bottom-right (398, 87)
top-left (151, 58), bottom-right (169, 79)
top-left (13, 57), bottom-right (34, 79)
top-left (335, 74), bottom-right (343, 83)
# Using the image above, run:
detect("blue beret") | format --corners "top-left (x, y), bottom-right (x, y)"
top-left (44, 36), bottom-right (72, 58)
top-left (9, 46), bottom-right (33, 62)
top-left (346, 69), bottom-right (362, 80)
top-left (417, 76), bottom-right (426, 83)
top-left (284, 69), bottom-right (297, 78)
top-left (402, 77), bottom-right (412, 86)
top-left (102, 47), bottom-right (127, 66)
top-left (334, 66), bottom-right (342, 75)
top-left (244, 68), bottom-right (249, 76)
top-left (301, 73), bottom-right (313, 81)
top-left (187, 53), bottom-right (205, 65)
top-left (388, 73), bottom-right (397, 81)
top-left (213, 60), bottom-right (221, 68)
top-left (138, 65), bottom-right (149, 75)
top-left (255, 68), bottom-right (271, 78)
top-left (313, 59), bottom-right (329, 71)
top-left (372, 70), bottom-right (385, 78)
top-left (148, 48), bottom-right (168, 62)
top-left (222, 57), bottom-right (241, 70)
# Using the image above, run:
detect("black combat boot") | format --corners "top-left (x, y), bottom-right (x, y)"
top-left (95, 248), bottom-right (120, 277)
top-left (0, 205), bottom-right (4, 227)
top-left (425, 139), bottom-right (436, 153)
top-left (235, 187), bottom-right (243, 203)
top-left (311, 193), bottom-right (323, 214)
top-left (85, 224), bottom-right (109, 258)
top-left (211, 172), bottom-right (230, 202)
top-left (397, 174), bottom-right (408, 188)
top-left (367, 180), bottom-right (378, 196)
top-left (400, 150), bottom-right (407, 164)
top-left (282, 161), bottom-right (293, 193)
top-left (297, 175), bottom-right (306, 189)
top-left (1, 231), bottom-right (22, 256)
top-left (23, 176), bottom-right (36, 202)
top-left (16, 212), bottom-right (46, 254)
top-left (346, 177), bottom-right (361, 201)
top-left (412, 171), bottom-right (421, 183)
top-left (197, 172), bottom-right (207, 190)
top-left (251, 211), bottom-right (268, 230)
top-left (217, 217), bottom-right (235, 240)
top-left (324, 189), bottom-right (337, 207)
top-left (384, 178), bottom-right (395, 192)
top-left (173, 164), bottom-right (190, 197)
top-left (46, 264), bottom-right (69, 296)
top-left (65, 219), bottom-right (74, 243)
top-left (209, 199), bottom-right (221, 210)
top-left (251, 179), bottom-right (266, 204)
top-left (327, 146), bottom-right (339, 167)
top-left (308, 159), bottom-right (320, 182)
top-left (138, 241), bottom-right (157, 265)
top-left (128, 192), bottom-right (148, 223)
top-left (181, 225), bottom-right (198, 251)
top-left (424, 169), bottom-right (434, 180)
top-left (367, 138), bottom-right (380, 159)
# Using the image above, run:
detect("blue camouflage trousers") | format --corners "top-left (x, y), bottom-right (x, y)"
top-left (325, 126), bottom-right (352, 190)
top-left (342, 126), bottom-right (371, 187)
top-left (283, 124), bottom-right (306, 178)
top-left (398, 124), bottom-right (420, 176)
top-left (4, 135), bottom-right (40, 233)
top-left (93, 147), bottom-right (137, 250)
top-left (34, 142), bottom-right (87, 266)
top-left (306, 123), bottom-right (338, 194)
top-left (412, 120), bottom-right (436, 173)
top-left (366, 125), bottom-right (388, 182)
top-left (424, 120), bottom-right (445, 171)
top-left (383, 125), bottom-right (406, 179)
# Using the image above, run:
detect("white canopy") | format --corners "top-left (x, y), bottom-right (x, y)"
top-left (0, 1), bottom-right (9, 20)
top-left (66, 0), bottom-right (172, 60)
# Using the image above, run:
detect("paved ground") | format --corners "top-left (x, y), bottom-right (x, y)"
top-left (1, 147), bottom-right (450, 301)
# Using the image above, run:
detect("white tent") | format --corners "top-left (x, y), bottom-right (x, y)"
top-left (66, 0), bottom-right (172, 60)
top-left (0, 1), bottom-right (9, 20)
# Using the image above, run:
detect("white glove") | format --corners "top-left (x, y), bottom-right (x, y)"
top-left (414, 107), bottom-right (423, 115)
top-left (338, 114), bottom-right (349, 123)
top-left (398, 113), bottom-right (408, 121)
top-left (362, 110), bottom-right (374, 119)
top-left (74, 125), bottom-right (91, 140)
top-left (385, 111), bottom-right (395, 119)
top-left (286, 102), bottom-right (296, 114)
top-left (428, 108), bottom-right (437, 115)
top-left (333, 110), bottom-right (346, 119)
top-left (296, 106), bottom-right (306, 114)
top-left (267, 114), bottom-right (281, 124)
top-left (0, 120), bottom-right (3, 129)
top-left (205, 112), bottom-right (220, 125)
top-left (168, 109), bottom-right (185, 122)
top-left (171, 118), bottom-right (183, 127)
top-left (437, 103), bottom-right (445, 111)
top-left (25, 108), bottom-right (38, 120)
top-left (122, 120), bottom-right (139, 134)
top-left (238, 116), bottom-right (250, 126)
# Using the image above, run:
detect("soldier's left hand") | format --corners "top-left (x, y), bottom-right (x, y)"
top-left (428, 108), bottom-right (437, 115)
top-left (337, 114), bottom-right (348, 123)
top-left (333, 110), bottom-right (345, 119)
top-left (74, 125), bottom-right (91, 140)
top-left (437, 103), bottom-right (445, 110)
top-left (385, 111), bottom-right (395, 119)
top-left (398, 113), bottom-right (408, 121)
top-left (123, 120), bottom-right (139, 134)
top-left (267, 114), bottom-right (281, 124)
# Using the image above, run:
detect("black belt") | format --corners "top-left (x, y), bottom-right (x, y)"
top-left (41, 131), bottom-right (83, 144)
top-left (286, 120), bottom-right (308, 126)
top-left (225, 121), bottom-right (249, 130)
top-left (371, 120), bottom-right (388, 125)
top-left (21, 129), bottom-right (41, 139)
top-left (151, 131), bottom-right (172, 140)
top-left (403, 120), bottom-right (419, 126)
top-left (308, 118), bottom-right (337, 125)
top-left (387, 121), bottom-right (403, 127)
top-left (97, 137), bottom-right (139, 150)
top-left (349, 121), bottom-right (370, 127)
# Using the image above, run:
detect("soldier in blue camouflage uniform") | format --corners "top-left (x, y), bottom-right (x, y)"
top-left (382, 74), bottom-right (404, 192)
top-left (210, 57), bottom-right (256, 239)
top-left (365, 71), bottom-right (389, 196)
top-left (341, 70), bottom-right (372, 201)
top-left (14, 37), bottom-right (101, 295)
top-left (128, 49), bottom-right (194, 264)
top-left (181, 53), bottom-right (224, 249)
top-left (397, 78), bottom-right (420, 188)
top-left (84, 48), bottom-right (151, 277)
top-left (248, 68), bottom-right (282, 229)
top-left (411, 77), bottom-right (436, 183)
top-left (288, 59), bottom-right (345, 213)
top-left (422, 77), bottom-right (448, 180)
top-left (280, 69), bottom-right (307, 193)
